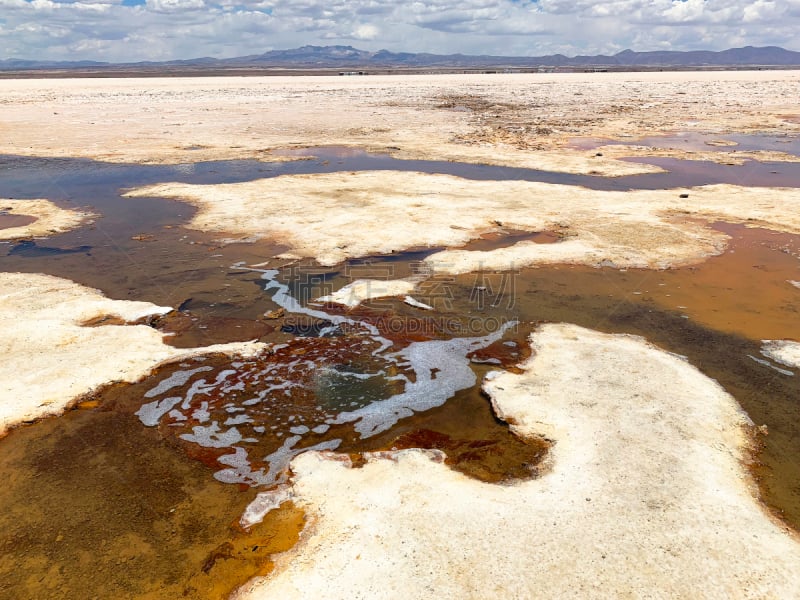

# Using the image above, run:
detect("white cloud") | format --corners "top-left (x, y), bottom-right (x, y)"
top-left (350, 23), bottom-right (379, 40)
top-left (1, 0), bottom-right (799, 62)
top-left (146, 0), bottom-right (206, 14)
top-left (0, 0), bottom-right (31, 8)
top-left (743, 0), bottom-right (783, 23)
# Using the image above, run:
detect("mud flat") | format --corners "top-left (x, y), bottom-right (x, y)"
top-left (126, 174), bottom-right (800, 270)
top-left (236, 324), bottom-right (800, 599)
top-left (0, 199), bottom-right (92, 241)
top-left (0, 72), bottom-right (798, 173)
top-left (0, 272), bottom-right (265, 436)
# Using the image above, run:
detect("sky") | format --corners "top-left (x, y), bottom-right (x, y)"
top-left (1, 0), bottom-right (799, 62)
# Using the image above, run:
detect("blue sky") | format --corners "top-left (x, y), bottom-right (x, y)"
top-left (1, 0), bottom-right (799, 62)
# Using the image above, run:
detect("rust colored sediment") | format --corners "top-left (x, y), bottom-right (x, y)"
top-left (0, 407), bottom-right (306, 600)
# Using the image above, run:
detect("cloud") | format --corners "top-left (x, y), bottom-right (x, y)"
top-left (145, 0), bottom-right (205, 13)
top-left (350, 23), bottom-right (379, 40)
top-left (743, 0), bottom-right (783, 23)
top-left (1, 0), bottom-right (799, 61)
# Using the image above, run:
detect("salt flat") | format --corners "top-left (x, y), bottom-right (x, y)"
top-left (125, 174), bottom-right (800, 270)
top-left (1, 71), bottom-right (798, 172)
top-left (2, 71), bottom-right (800, 598)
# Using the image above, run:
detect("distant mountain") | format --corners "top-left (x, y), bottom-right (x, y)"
top-left (203, 46), bottom-right (800, 68)
top-left (241, 45), bottom-right (373, 63)
top-left (3, 45), bottom-right (800, 71)
top-left (214, 44), bottom-right (800, 68)
top-left (610, 46), bottom-right (800, 66)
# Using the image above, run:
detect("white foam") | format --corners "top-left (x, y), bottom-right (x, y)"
top-left (334, 322), bottom-right (515, 437)
top-left (167, 409), bottom-right (187, 421)
top-left (225, 414), bottom-right (254, 426)
top-left (180, 379), bottom-right (210, 410)
top-left (262, 435), bottom-right (342, 485)
top-left (471, 357), bottom-right (502, 364)
top-left (191, 401), bottom-right (211, 423)
top-left (261, 269), bottom-right (392, 354)
top-left (136, 267), bottom-right (518, 493)
top-left (761, 340), bottom-right (800, 369)
top-left (403, 296), bottom-right (434, 310)
top-left (136, 396), bottom-right (182, 427)
top-left (144, 366), bottom-right (212, 398)
top-left (318, 279), bottom-right (416, 308)
top-left (748, 354), bottom-right (795, 376)
top-left (180, 422), bottom-right (242, 448)
top-left (214, 446), bottom-right (272, 486)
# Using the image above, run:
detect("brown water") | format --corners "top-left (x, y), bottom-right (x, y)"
top-left (2, 143), bottom-right (800, 598)
top-left (456, 229), bottom-right (561, 252)
top-left (0, 406), bottom-right (305, 599)
top-left (443, 223), bottom-right (800, 526)
top-left (0, 213), bottom-right (36, 230)
top-left (0, 312), bottom-right (545, 598)
top-left (501, 222), bottom-right (800, 343)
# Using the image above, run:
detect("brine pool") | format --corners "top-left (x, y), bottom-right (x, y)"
top-left (1, 140), bottom-right (799, 598)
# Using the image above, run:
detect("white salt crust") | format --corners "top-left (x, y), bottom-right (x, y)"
top-left (236, 324), bottom-right (800, 600)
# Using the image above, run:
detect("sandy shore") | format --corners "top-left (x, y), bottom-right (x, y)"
top-left (0, 72), bottom-right (798, 174)
top-left (0, 273), bottom-right (266, 437)
top-left (235, 324), bottom-right (800, 599)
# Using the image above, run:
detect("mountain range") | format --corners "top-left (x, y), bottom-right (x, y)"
top-left (3, 45), bottom-right (800, 71)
